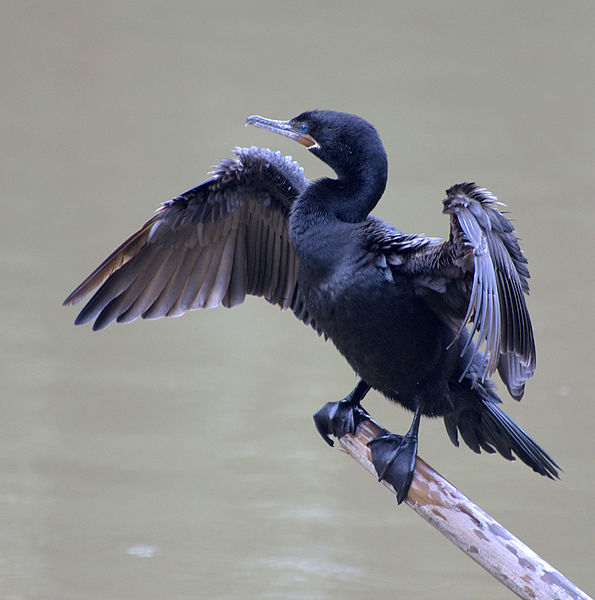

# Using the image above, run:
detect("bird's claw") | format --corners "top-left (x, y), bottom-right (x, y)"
top-left (368, 429), bottom-right (418, 504)
top-left (313, 399), bottom-right (370, 447)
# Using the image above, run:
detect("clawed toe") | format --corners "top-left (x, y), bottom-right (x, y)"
top-left (313, 399), bottom-right (370, 446)
top-left (368, 430), bottom-right (418, 504)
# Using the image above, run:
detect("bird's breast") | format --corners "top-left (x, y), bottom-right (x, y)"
top-left (301, 267), bottom-right (456, 404)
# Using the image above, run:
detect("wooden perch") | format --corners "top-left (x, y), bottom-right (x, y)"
top-left (336, 419), bottom-right (591, 600)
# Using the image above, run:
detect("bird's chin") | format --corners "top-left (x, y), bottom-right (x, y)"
top-left (297, 133), bottom-right (319, 149)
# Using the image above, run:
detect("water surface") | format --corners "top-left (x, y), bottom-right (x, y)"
top-left (1, 2), bottom-right (593, 598)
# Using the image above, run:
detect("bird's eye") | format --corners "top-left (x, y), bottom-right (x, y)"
top-left (299, 123), bottom-right (309, 134)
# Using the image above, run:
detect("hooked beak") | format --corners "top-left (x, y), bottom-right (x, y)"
top-left (245, 115), bottom-right (319, 149)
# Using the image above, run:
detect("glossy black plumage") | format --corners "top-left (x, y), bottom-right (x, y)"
top-left (64, 110), bottom-right (558, 501)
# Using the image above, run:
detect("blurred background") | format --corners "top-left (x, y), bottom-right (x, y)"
top-left (1, 1), bottom-right (593, 599)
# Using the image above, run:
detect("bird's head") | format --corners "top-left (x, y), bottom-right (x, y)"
top-left (246, 110), bottom-right (387, 182)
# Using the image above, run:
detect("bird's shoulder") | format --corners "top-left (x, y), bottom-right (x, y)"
top-left (359, 215), bottom-right (443, 275)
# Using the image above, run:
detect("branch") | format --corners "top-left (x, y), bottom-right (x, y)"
top-left (337, 419), bottom-right (591, 600)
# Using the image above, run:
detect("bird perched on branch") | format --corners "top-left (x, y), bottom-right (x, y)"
top-left (64, 110), bottom-right (558, 503)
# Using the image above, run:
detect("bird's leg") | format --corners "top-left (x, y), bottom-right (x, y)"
top-left (313, 379), bottom-right (371, 447)
top-left (368, 407), bottom-right (422, 504)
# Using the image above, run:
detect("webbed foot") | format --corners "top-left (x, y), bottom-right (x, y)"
top-left (313, 380), bottom-right (371, 446)
top-left (368, 430), bottom-right (418, 504)
top-left (314, 398), bottom-right (370, 446)
top-left (367, 407), bottom-right (421, 504)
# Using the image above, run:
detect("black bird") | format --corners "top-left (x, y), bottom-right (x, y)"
top-left (64, 110), bottom-right (558, 503)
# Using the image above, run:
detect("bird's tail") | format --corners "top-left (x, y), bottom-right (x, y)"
top-left (443, 393), bottom-right (560, 479)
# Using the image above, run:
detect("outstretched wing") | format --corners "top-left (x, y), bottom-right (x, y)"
top-left (379, 183), bottom-right (535, 400)
top-left (442, 183), bottom-right (534, 399)
top-left (64, 146), bottom-right (311, 331)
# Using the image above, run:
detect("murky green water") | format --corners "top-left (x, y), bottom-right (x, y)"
top-left (1, 2), bottom-right (593, 598)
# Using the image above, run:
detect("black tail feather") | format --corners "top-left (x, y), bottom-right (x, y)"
top-left (444, 397), bottom-right (559, 480)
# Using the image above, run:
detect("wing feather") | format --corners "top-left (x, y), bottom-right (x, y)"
top-left (109, 247), bottom-right (178, 326)
top-left (64, 147), bottom-right (312, 330)
top-left (224, 224), bottom-right (248, 308)
top-left (374, 183), bottom-right (535, 400)
top-left (141, 247), bottom-right (192, 319)
top-left (440, 183), bottom-right (535, 398)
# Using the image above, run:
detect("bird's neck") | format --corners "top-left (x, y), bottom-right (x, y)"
top-left (288, 158), bottom-right (387, 279)
top-left (301, 156), bottom-right (388, 224)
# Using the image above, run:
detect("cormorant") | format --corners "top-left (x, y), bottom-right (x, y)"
top-left (64, 110), bottom-right (559, 503)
